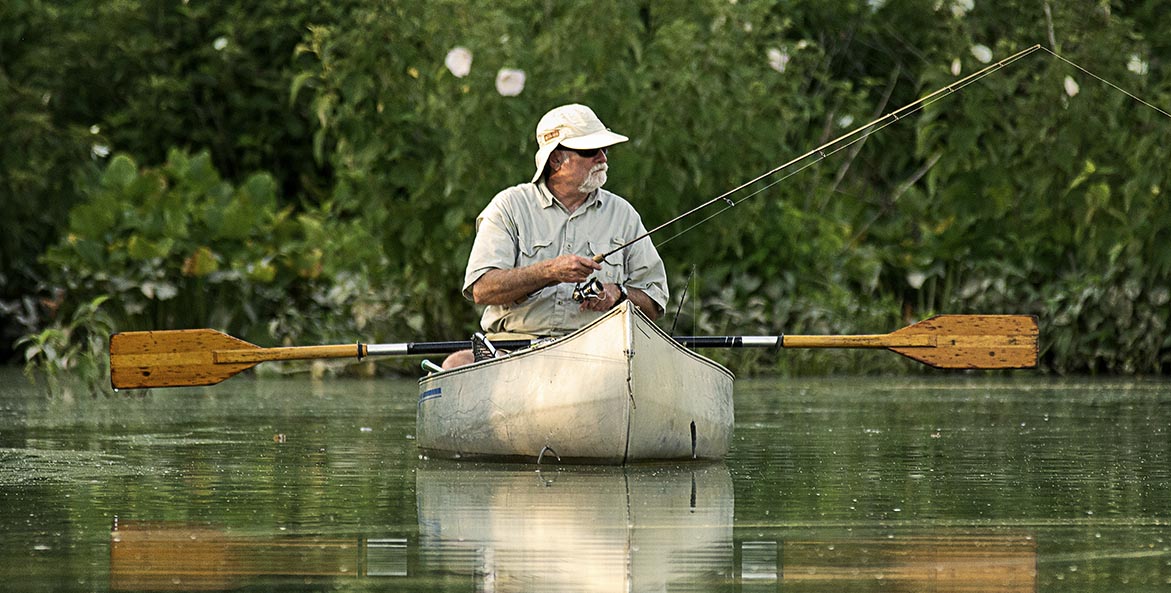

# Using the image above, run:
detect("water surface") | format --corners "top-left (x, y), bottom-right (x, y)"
top-left (1, 368), bottom-right (1168, 591)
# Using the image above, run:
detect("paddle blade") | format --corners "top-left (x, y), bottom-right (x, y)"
top-left (110, 329), bottom-right (260, 389)
top-left (889, 314), bottom-right (1038, 369)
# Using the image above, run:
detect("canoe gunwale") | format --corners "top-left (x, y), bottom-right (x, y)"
top-left (418, 303), bottom-right (733, 383)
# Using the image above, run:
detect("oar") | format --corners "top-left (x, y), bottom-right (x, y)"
top-left (109, 314), bottom-right (1037, 390)
top-left (678, 314), bottom-right (1039, 370)
top-left (108, 330), bottom-right (538, 390)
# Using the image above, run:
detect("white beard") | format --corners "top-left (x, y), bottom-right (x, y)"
top-left (577, 163), bottom-right (608, 194)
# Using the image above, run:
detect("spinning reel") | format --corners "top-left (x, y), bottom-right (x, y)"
top-left (571, 278), bottom-right (604, 303)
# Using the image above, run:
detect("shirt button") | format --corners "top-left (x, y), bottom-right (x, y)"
top-left (565, 243), bottom-right (572, 250)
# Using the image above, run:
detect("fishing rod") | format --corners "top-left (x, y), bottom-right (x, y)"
top-left (586, 43), bottom-right (1169, 269)
top-left (569, 44), bottom-right (1042, 302)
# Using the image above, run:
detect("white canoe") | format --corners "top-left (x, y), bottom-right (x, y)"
top-left (416, 302), bottom-right (734, 463)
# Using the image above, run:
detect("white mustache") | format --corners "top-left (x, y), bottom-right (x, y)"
top-left (578, 163), bottom-right (608, 193)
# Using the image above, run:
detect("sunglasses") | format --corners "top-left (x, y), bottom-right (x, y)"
top-left (560, 146), bottom-right (608, 158)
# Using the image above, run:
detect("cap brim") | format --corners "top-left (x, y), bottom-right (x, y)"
top-left (559, 129), bottom-right (629, 150)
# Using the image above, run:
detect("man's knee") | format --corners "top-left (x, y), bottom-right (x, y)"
top-left (442, 349), bottom-right (474, 370)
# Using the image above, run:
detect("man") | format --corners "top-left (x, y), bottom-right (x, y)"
top-left (443, 104), bottom-right (668, 368)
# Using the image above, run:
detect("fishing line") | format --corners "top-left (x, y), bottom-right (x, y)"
top-left (668, 264), bottom-right (697, 335)
top-left (657, 112), bottom-right (901, 249)
top-left (1040, 46), bottom-right (1171, 119)
top-left (595, 43), bottom-right (1170, 262)
top-left (593, 43), bottom-right (1043, 263)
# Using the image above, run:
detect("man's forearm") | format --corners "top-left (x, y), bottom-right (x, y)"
top-left (627, 287), bottom-right (661, 321)
top-left (471, 254), bottom-right (602, 305)
top-left (470, 265), bottom-right (554, 305)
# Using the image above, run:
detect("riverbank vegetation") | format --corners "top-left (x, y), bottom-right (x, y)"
top-left (4, 0), bottom-right (1168, 378)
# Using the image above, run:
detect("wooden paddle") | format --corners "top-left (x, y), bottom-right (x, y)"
top-left (109, 314), bottom-right (1038, 390)
top-left (678, 314), bottom-right (1039, 370)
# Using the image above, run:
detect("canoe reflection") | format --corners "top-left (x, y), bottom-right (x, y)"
top-left (416, 461), bottom-right (735, 592)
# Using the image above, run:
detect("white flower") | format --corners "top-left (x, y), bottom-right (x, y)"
top-left (907, 271), bottom-right (927, 289)
top-left (1063, 75), bottom-right (1080, 97)
top-left (969, 44), bottom-right (992, 64)
top-left (495, 68), bottom-right (526, 96)
top-left (951, 58), bottom-right (962, 76)
top-left (444, 46), bottom-right (473, 78)
top-left (868, 0), bottom-right (886, 11)
top-left (767, 48), bottom-right (790, 73)
top-left (91, 144), bottom-right (111, 158)
top-left (951, 0), bottom-right (974, 17)
top-left (89, 124), bottom-right (101, 135)
top-left (213, 36), bottom-right (228, 51)
top-left (837, 115), bottom-right (855, 128)
top-left (1127, 54), bottom-right (1149, 75)
top-left (141, 281), bottom-right (178, 300)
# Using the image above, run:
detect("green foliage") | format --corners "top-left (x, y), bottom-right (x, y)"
top-left (0, 0), bottom-right (95, 352)
top-left (16, 295), bottom-right (113, 392)
top-left (5, 0), bottom-right (1171, 376)
top-left (39, 149), bottom-right (392, 350)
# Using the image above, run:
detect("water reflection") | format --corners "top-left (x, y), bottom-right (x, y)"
top-left (109, 520), bottom-right (374, 590)
top-left (108, 461), bottom-right (1038, 592)
top-left (416, 461), bottom-right (735, 592)
top-left (107, 462), bottom-right (735, 591)
top-left (745, 533), bottom-right (1036, 592)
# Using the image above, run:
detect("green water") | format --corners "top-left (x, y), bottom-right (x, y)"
top-left (1, 367), bottom-right (1168, 591)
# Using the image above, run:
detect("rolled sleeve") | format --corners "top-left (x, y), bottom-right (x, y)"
top-left (623, 232), bottom-right (669, 313)
top-left (462, 206), bottom-right (517, 301)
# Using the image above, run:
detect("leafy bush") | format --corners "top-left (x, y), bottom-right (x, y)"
top-left (40, 149), bottom-right (385, 348)
top-left (7, 0), bottom-right (1171, 376)
top-left (16, 295), bottom-right (113, 392)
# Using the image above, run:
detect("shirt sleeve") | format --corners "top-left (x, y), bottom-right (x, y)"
top-left (462, 198), bottom-right (519, 301)
top-left (622, 219), bottom-right (669, 314)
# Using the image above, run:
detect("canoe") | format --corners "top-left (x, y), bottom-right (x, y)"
top-left (416, 302), bottom-right (735, 463)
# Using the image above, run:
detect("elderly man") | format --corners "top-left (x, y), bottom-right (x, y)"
top-left (443, 104), bottom-right (668, 368)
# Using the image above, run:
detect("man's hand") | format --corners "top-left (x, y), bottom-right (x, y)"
top-left (543, 254), bottom-right (602, 284)
top-left (579, 284), bottom-right (661, 321)
top-left (579, 282), bottom-right (621, 312)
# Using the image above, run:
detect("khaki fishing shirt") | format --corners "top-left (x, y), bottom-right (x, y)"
top-left (463, 181), bottom-right (668, 336)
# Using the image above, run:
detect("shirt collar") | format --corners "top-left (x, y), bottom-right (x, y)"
top-left (535, 180), bottom-right (606, 211)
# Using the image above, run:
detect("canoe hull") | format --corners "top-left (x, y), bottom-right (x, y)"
top-left (417, 303), bottom-right (734, 463)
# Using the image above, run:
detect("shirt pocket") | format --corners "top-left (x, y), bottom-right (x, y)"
top-left (589, 238), bottom-right (628, 284)
top-left (511, 236), bottom-right (554, 305)
top-left (518, 236), bottom-right (554, 265)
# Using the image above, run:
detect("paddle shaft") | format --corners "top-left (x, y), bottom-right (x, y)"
top-left (135, 334), bottom-right (935, 368)
top-left (676, 335), bottom-right (933, 349)
top-left (367, 334), bottom-right (930, 357)
top-left (206, 340), bottom-right (541, 362)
